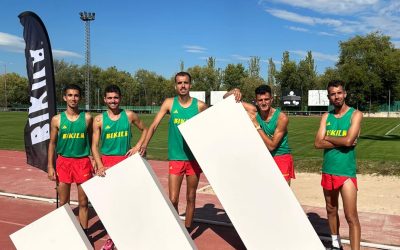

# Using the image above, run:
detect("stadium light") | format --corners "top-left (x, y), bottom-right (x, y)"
top-left (79, 11), bottom-right (95, 111)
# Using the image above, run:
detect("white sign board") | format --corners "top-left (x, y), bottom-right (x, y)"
top-left (179, 96), bottom-right (324, 250)
top-left (190, 91), bottom-right (206, 103)
top-left (10, 204), bottom-right (93, 250)
top-left (308, 90), bottom-right (329, 106)
top-left (210, 91), bottom-right (227, 106)
top-left (81, 154), bottom-right (196, 250)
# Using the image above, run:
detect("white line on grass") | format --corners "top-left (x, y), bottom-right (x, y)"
top-left (385, 123), bottom-right (400, 135)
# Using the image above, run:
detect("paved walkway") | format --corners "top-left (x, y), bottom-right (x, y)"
top-left (0, 150), bottom-right (399, 249)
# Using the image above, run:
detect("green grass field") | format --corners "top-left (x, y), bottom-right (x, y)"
top-left (1, 112), bottom-right (399, 175)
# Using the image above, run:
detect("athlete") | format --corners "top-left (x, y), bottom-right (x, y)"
top-left (315, 80), bottom-right (362, 250)
top-left (91, 84), bottom-right (148, 250)
top-left (92, 84), bottom-right (148, 175)
top-left (225, 85), bottom-right (295, 185)
top-left (140, 71), bottom-right (208, 232)
top-left (47, 84), bottom-right (94, 234)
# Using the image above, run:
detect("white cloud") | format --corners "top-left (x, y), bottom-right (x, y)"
top-left (287, 26), bottom-right (309, 32)
top-left (183, 45), bottom-right (207, 53)
top-left (53, 50), bottom-right (82, 58)
top-left (0, 32), bottom-right (25, 52)
top-left (264, 0), bottom-right (379, 15)
top-left (290, 50), bottom-right (338, 62)
top-left (266, 9), bottom-right (315, 25)
top-left (318, 31), bottom-right (336, 36)
top-left (266, 8), bottom-right (342, 27)
top-left (231, 54), bottom-right (251, 61)
top-left (264, 1), bottom-right (400, 39)
top-left (0, 32), bottom-right (84, 58)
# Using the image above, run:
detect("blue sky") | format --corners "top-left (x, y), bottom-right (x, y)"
top-left (1, 0), bottom-right (399, 79)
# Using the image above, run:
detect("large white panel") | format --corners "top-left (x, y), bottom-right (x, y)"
top-left (190, 91), bottom-right (206, 103)
top-left (81, 154), bottom-right (196, 250)
top-left (308, 90), bottom-right (329, 106)
top-left (210, 91), bottom-right (227, 106)
top-left (10, 204), bottom-right (93, 250)
top-left (179, 96), bottom-right (324, 250)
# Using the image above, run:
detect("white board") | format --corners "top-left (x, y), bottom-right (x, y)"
top-left (308, 90), bottom-right (329, 106)
top-left (179, 96), bottom-right (324, 250)
top-left (81, 154), bottom-right (196, 250)
top-left (190, 91), bottom-right (206, 103)
top-left (210, 91), bottom-right (227, 106)
top-left (10, 204), bottom-right (93, 250)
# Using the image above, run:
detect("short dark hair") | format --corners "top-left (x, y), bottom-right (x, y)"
top-left (255, 85), bottom-right (272, 96)
top-left (104, 85), bottom-right (121, 97)
top-left (327, 80), bottom-right (345, 91)
top-left (175, 71), bottom-right (192, 83)
top-left (63, 84), bottom-right (81, 96)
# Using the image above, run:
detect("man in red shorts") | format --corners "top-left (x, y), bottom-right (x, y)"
top-left (140, 72), bottom-right (208, 232)
top-left (315, 80), bottom-right (362, 250)
top-left (91, 84), bottom-right (148, 250)
top-left (92, 84), bottom-right (148, 175)
top-left (47, 84), bottom-right (94, 234)
top-left (225, 85), bottom-right (295, 185)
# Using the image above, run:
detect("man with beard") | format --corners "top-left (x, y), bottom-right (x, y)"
top-left (225, 85), bottom-right (295, 185)
top-left (140, 72), bottom-right (207, 232)
top-left (47, 84), bottom-right (94, 235)
top-left (315, 80), bottom-right (362, 250)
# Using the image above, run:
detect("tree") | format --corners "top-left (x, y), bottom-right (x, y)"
top-left (240, 57), bottom-right (266, 101)
top-left (275, 51), bottom-right (300, 101)
top-left (248, 56), bottom-right (261, 77)
top-left (187, 57), bottom-right (222, 104)
top-left (337, 32), bottom-right (400, 110)
top-left (223, 63), bottom-right (247, 90)
top-left (316, 68), bottom-right (340, 89)
top-left (2, 73), bottom-right (29, 106)
top-left (134, 69), bottom-right (167, 106)
top-left (297, 51), bottom-right (317, 109)
top-left (267, 58), bottom-right (276, 87)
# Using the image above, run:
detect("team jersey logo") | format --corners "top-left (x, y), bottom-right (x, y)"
top-left (326, 122), bottom-right (331, 126)
top-left (62, 125), bottom-right (67, 129)
top-left (173, 109), bottom-right (179, 114)
top-left (105, 125), bottom-right (111, 130)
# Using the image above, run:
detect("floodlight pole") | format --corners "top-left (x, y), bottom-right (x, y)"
top-left (79, 11), bottom-right (95, 111)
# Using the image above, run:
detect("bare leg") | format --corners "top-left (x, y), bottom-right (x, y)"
top-left (323, 188), bottom-right (340, 235)
top-left (57, 182), bottom-right (71, 206)
top-left (185, 174), bottom-right (200, 228)
top-left (168, 174), bottom-right (184, 212)
top-left (340, 180), bottom-right (361, 250)
top-left (77, 184), bottom-right (89, 229)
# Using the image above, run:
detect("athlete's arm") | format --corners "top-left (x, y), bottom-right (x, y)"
top-left (223, 88), bottom-right (242, 102)
top-left (91, 114), bottom-right (105, 176)
top-left (47, 115), bottom-right (60, 181)
top-left (324, 110), bottom-right (363, 147)
top-left (314, 113), bottom-right (336, 149)
top-left (140, 98), bottom-right (172, 156)
top-left (256, 112), bottom-right (289, 152)
top-left (126, 111), bottom-right (148, 156)
top-left (198, 100), bottom-right (208, 112)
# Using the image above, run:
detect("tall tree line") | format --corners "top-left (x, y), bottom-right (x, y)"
top-left (1, 32), bottom-right (399, 111)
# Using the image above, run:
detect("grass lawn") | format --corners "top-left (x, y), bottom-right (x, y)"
top-left (1, 112), bottom-right (399, 175)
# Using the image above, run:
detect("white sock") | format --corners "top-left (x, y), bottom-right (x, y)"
top-left (331, 235), bottom-right (342, 248)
